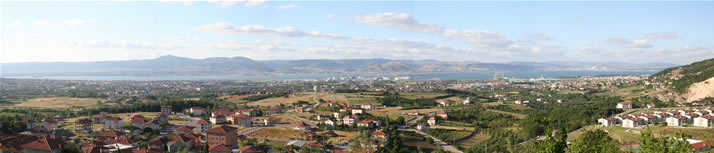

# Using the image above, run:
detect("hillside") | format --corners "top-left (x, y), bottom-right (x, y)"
top-left (652, 58), bottom-right (714, 102)
top-left (653, 58), bottom-right (714, 93)
top-left (1, 55), bottom-right (675, 76)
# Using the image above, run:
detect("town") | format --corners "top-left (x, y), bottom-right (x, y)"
top-left (1, 70), bottom-right (713, 153)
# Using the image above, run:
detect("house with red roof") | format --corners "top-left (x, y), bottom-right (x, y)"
top-left (295, 122), bottom-right (311, 130)
top-left (206, 126), bottom-right (238, 147)
top-left (161, 105), bottom-right (172, 115)
top-left (408, 110), bottom-right (419, 116)
top-left (210, 115), bottom-right (227, 124)
top-left (231, 115), bottom-right (252, 127)
top-left (104, 116), bottom-right (123, 130)
top-left (208, 144), bottom-right (232, 153)
top-left (197, 119), bottom-right (212, 133)
top-left (361, 103), bottom-right (372, 110)
top-left (263, 117), bottom-right (280, 126)
top-left (75, 118), bottom-right (93, 134)
top-left (175, 126), bottom-right (194, 134)
top-left (238, 146), bottom-right (263, 153)
top-left (617, 101), bottom-right (633, 109)
top-left (20, 135), bottom-right (65, 153)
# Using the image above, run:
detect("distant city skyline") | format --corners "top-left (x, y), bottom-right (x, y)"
top-left (2, 1), bottom-right (713, 64)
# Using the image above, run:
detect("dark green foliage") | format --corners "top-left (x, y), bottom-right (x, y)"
top-left (521, 96), bottom-right (622, 138)
top-left (334, 88), bottom-right (368, 93)
top-left (639, 127), bottom-right (693, 153)
top-left (378, 92), bottom-right (435, 109)
top-left (567, 129), bottom-right (621, 153)
top-left (240, 92), bottom-right (290, 102)
top-left (446, 107), bottom-right (518, 128)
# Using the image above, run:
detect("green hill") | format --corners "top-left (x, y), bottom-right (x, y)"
top-left (653, 58), bottom-right (714, 93)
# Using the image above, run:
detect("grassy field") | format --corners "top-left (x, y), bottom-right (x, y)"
top-left (485, 109), bottom-right (526, 119)
top-left (246, 93), bottom-right (316, 107)
top-left (6, 97), bottom-right (109, 109)
top-left (325, 130), bottom-right (359, 145)
top-left (247, 126), bottom-right (299, 140)
top-left (400, 92), bottom-right (449, 99)
top-left (456, 132), bottom-right (490, 148)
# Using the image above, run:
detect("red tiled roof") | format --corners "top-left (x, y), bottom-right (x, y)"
top-left (206, 126), bottom-right (237, 134)
top-left (176, 126), bottom-right (194, 131)
top-left (20, 136), bottom-right (64, 151)
top-left (77, 118), bottom-right (93, 124)
top-left (209, 144), bottom-right (232, 152)
top-left (307, 141), bottom-right (324, 147)
top-left (233, 114), bottom-right (250, 119)
top-left (691, 141), bottom-right (708, 150)
top-left (197, 119), bottom-right (209, 124)
top-left (265, 117), bottom-right (280, 121)
top-left (97, 130), bottom-right (125, 137)
top-left (239, 146), bottom-right (263, 153)
top-left (618, 101), bottom-right (632, 104)
top-left (372, 130), bottom-right (386, 136)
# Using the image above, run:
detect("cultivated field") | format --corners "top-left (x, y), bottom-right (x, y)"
top-left (247, 126), bottom-right (299, 140)
top-left (246, 93), bottom-right (316, 107)
top-left (7, 97), bottom-right (109, 109)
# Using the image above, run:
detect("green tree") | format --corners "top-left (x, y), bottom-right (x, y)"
top-left (639, 127), bottom-right (693, 153)
top-left (567, 129), bottom-right (621, 153)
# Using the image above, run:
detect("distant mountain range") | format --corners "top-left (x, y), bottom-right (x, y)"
top-left (0, 55), bottom-right (677, 76)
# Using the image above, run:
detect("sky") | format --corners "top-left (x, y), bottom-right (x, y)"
top-left (2, 1), bottom-right (713, 64)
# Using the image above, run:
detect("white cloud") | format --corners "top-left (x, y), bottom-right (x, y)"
top-left (207, 0), bottom-right (266, 7)
top-left (354, 12), bottom-right (444, 33)
top-left (161, 36), bottom-right (200, 41)
top-left (655, 46), bottom-right (714, 57)
top-left (605, 38), bottom-right (652, 48)
top-left (276, 4), bottom-right (298, 9)
top-left (7, 20), bottom-right (21, 27)
top-left (158, 0), bottom-right (196, 5)
top-left (195, 22), bottom-right (348, 39)
top-left (645, 32), bottom-right (680, 40)
top-left (354, 12), bottom-right (513, 48)
top-left (63, 40), bottom-right (185, 49)
top-left (33, 19), bottom-right (49, 26)
top-left (64, 18), bottom-right (97, 27)
top-left (325, 13), bottom-right (336, 19)
top-left (581, 46), bottom-right (604, 54)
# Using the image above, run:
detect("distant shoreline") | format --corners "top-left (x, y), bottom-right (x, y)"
top-left (0, 71), bottom-right (653, 81)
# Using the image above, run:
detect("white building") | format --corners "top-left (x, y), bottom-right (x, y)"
top-left (693, 115), bottom-right (714, 127)
top-left (666, 116), bottom-right (689, 127)
top-left (622, 118), bottom-right (645, 128)
top-left (616, 101), bottom-right (633, 109)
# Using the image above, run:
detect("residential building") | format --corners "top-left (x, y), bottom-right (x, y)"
top-left (416, 123), bottom-right (430, 131)
top-left (208, 144), bottom-right (232, 153)
top-left (75, 118), bottom-right (93, 134)
top-left (210, 115), bottom-right (227, 124)
top-left (361, 103), bottom-right (372, 110)
top-left (264, 117), bottom-right (280, 125)
top-left (617, 101), bottom-right (633, 109)
top-left (161, 105), bottom-right (172, 114)
top-left (666, 115), bottom-right (689, 127)
top-left (693, 115), bottom-right (714, 127)
top-left (231, 115), bottom-right (252, 127)
top-left (20, 135), bottom-right (64, 153)
top-left (197, 119), bottom-right (212, 133)
top-left (206, 126), bottom-right (238, 147)
top-left (104, 116), bottom-right (122, 130)
top-left (295, 122), bottom-right (311, 130)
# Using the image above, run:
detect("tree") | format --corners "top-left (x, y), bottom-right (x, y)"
top-left (62, 142), bottom-right (82, 153)
top-left (567, 129), bottom-right (621, 153)
top-left (639, 127), bottom-right (693, 153)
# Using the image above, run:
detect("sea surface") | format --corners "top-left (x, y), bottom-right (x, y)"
top-left (2, 71), bottom-right (653, 81)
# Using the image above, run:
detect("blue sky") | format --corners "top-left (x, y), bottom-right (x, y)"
top-left (2, 1), bottom-right (713, 64)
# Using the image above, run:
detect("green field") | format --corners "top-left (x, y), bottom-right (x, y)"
top-left (4, 97), bottom-right (110, 109)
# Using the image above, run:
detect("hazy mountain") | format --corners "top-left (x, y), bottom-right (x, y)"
top-left (1, 55), bottom-right (677, 76)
